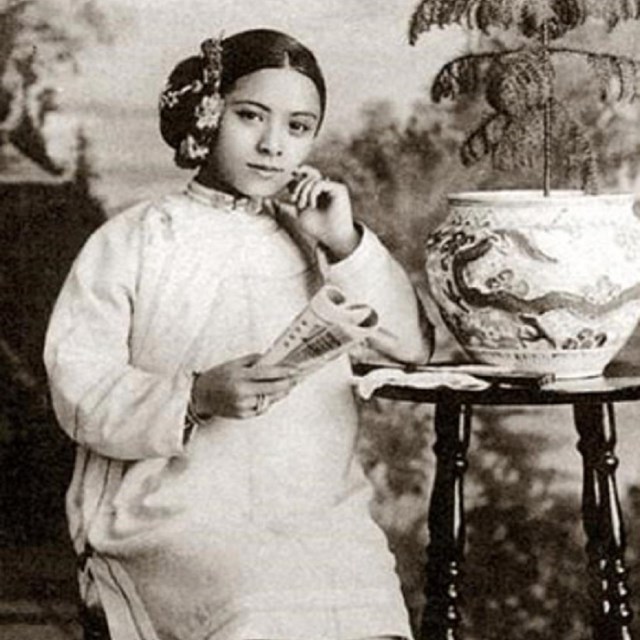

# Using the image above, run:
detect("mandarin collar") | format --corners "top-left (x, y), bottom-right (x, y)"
top-left (186, 180), bottom-right (264, 215)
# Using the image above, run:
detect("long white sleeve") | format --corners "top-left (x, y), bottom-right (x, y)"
top-left (44, 210), bottom-right (192, 461)
top-left (320, 224), bottom-right (433, 364)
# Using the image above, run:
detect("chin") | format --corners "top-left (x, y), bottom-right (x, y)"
top-left (237, 179), bottom-right (286, 199)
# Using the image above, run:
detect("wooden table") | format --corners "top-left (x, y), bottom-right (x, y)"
top-left (360, 361), bottom-right (640, 640)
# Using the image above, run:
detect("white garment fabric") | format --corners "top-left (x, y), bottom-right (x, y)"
top-left (44, 181), bottom-right (430, 640)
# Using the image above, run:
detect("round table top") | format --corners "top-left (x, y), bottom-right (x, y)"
top-left (357, 360), bottom-right (640, 406)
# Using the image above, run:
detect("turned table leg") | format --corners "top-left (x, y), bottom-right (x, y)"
top-left (422, 401), bottom-right (472, 640)
top-left (574, 402), bottom-right (634, 640)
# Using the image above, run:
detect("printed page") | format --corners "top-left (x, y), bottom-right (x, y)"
top-left (258, 285), bottom-right (379, 371)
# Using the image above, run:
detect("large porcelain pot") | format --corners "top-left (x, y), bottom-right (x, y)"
top-left (425, 190), bottom-right (640, 378)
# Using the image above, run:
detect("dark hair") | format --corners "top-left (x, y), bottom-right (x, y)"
top-left (220, 29), bottom-right (326, 121)
top-left (159, 29), bottom-right (326, 166)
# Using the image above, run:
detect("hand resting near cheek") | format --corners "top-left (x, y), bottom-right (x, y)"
top-left (272, 164), bottom-right (361, 262)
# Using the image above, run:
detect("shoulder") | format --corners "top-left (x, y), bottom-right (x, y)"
top-left (85, 189), bottom-right (197, 249)
top-left (67, 193), bottom-right (186, 282)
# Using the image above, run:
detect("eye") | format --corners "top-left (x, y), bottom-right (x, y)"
top-left (236, 108), bottom-right (263, 122)
top-left (289, 120), bottom-right (314, 136)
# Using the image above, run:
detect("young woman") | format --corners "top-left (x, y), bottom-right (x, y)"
top-left (45, 28), bottom-right (432, 640)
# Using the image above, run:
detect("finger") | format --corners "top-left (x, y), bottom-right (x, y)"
top-left (231, 353), bottom-right (262, 369)
top-left (291, 175), bottom-right (317, 208)
top-left (272, 199), bottom-right (299, 221)
top-left (237, 405), bottom-right (258, 419)
top-left (297, 178), bottom-right (327, 210)
top-left (236, 394), bottom-right (272, 419)
top-left (237, 394), bottom-right (260, 413)
top-left (268, 388), bottom-right (293, 405)
top-left (293, 165), bottom-right (322, 182)
top-left (247, 363), bottom-right (300, 382)
top-left (238, 382), bottom-right (299, 418)
top-left (247, 388), bottom-right (294, 416)
top-left (245, 377), bottom-right (298, 397)
top-left (307, 179), bottom-right (333, 210)
top-left (263, 198), bottom-right (277, 217)
top-left (298, 177), bottom-right (322, 210)
top-left (290, 166), bottom-right (322, 204)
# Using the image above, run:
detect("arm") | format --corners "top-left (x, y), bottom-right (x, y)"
top-left (280, 166), bottom-right (433, 365)
top-left (44, 208), bottom-right (193, 461)
top-left (320, 224), bottom-right (434, 365)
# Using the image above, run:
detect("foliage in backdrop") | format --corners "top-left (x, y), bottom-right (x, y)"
top-left (0, 0), bottom-right (108, 601)
top-left (311, 21), bottom-right (640, 638)
top-left (1, 3), bottom-right (640, 638)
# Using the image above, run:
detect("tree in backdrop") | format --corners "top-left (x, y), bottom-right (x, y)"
top-left (312, 100), bottom-right (466, 273)
top-left (314, 18), bottom-right (640, 637)
top-left (313, 16), bottom-right (640, 273)
top-left (0, 0), bottom-right (113, 171)
top-left (408, 0), bottom-right (640, 196)
top-left (0, 1), bottom-right (110, 568)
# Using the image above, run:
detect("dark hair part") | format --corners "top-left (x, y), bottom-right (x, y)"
top-left (220, 29), bottom-right (326, 124)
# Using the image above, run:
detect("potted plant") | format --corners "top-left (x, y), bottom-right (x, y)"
top-left (410, 0), bottom-right (640, 378)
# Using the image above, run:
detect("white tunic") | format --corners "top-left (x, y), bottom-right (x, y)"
top-left (44, 181), bottom-right (430, 640)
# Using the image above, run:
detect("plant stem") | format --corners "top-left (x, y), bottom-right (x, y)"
top-left (542, 23), bottom-right (552, 197)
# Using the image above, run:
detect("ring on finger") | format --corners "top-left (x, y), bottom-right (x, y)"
top-left (255, 393), bottom-right (269, 414)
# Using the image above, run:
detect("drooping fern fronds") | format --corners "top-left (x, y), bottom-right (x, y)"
top-left (492, 109), bottom-right (544, 171)
top-left (541, 47), bottom-right (640, 102)
top-left (431, 52), bottom-right (491, 102)
top-left (409, 0), bottom-right (640, 43)
top-left (460, 111), bottom-right (509, 165)
top-left (585, 52), bottom-right (640, 101)
top-left (455, 50), bottom-right (554, 164)
top-left (409, 0), bottom-right (640, 192)
top-left (583, 0), bottom-right (640, 30)
top-left (432, 49), bottom-right (556, 107)
top-left (485, 49), bottom-right (554, 115)
top-left (462, 101), bottom-right (599, 191)
top-left (551, 101), bottom-right (599, 192)
top-left (410, 0), bottom-right (562, 41)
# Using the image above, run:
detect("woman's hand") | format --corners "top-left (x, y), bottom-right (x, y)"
top-left (279, 165), bottom-right (360, 262)
top-left (191, 354), bottom-right (299, 419)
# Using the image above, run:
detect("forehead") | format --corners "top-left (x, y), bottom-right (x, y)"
top-left (227, 68), bottom-right (321, 115)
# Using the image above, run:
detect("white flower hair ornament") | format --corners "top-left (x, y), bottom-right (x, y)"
top-left (159, 35), bottom-right (225, 169)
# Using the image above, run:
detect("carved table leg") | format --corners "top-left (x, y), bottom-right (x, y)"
top-left (422, 401), bottom-right (472, 640)
top-left (574, 402), bottom-right (634, 640)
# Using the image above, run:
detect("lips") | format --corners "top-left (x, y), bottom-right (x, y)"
top-left (246, 163), bottom-right (285, 179)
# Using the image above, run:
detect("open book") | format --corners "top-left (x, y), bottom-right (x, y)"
top-left (257, 284), bottom-right (379, 372)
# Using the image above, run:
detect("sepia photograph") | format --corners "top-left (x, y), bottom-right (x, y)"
top-left (2, 1), bottom-right (640, 639)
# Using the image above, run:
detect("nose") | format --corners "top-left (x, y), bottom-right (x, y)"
top-left (257, 124), bottom-right (284, 157)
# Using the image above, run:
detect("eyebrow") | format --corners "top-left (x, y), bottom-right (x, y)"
top-left (230, 99), bottom-right (319, 120)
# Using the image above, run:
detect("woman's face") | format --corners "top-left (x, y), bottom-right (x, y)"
top-left (201, 67), bottom-right (322, 197)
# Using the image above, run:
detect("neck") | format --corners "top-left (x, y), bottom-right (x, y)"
top-left (194, 169), bottom-right (247, 199)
